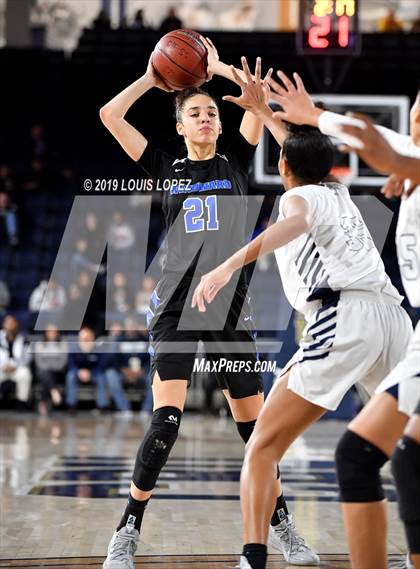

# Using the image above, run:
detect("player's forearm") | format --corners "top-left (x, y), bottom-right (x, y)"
top-left (260, 107), bottom-right (288, 147)
top-left (100, 73), bottom-right (154, 121)
top-left (224, 214), bottom-right (309, 273)
top-left (212, 60), bottom-right (248, 83)
top-left (240, 112), bottom-right (264, 145)
top-left (391, 154), bottom-right (420, 183)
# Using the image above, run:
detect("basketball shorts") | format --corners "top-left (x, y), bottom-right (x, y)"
top-left (278, 290), bottom-right (412, 411)
top-left (147, 274), bottom-right (263, 399)
top-left (376, 321), bottom-right (420, 416)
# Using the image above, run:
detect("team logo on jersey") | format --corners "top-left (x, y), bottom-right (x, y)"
top-left (340, 216), bottom-right (374, 252)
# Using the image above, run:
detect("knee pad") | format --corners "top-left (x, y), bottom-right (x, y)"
top-left (133, 406), bottom-right (182, 492)
top-left (391, 436), bottom-right (420, 554)
top-left (335, 430), bottom-right (388, 503)
top-left (236, 419), bottom-right (280, 480)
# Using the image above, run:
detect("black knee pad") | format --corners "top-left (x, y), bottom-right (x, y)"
top-left (236, 419), bottom-right (280, 480)
top-left (335, 430), bottom-right (388, 503)
top-left (133, 406), bottom-right (182, 492)
top-left (391, 436), bottom-right (420, 554)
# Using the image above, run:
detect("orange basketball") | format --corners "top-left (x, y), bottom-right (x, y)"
top-left (151, 29), bottom-right (208, 91)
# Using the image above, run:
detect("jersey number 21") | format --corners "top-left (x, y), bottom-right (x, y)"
top-left (183, 195), bottom-right (220, 233)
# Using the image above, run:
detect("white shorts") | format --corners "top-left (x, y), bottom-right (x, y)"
top-left (375, 321), bottom-right (420, 416)
top-left (279, 291), bottom-right (413, 411)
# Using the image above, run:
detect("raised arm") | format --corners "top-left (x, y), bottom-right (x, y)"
top-left (202, 37), bottom-right (269, 145)
top-left (99, 55), bottom-right (173, 161)
top-left (220, 57), bottom-right (288, 147)
top-left (191, 196), bottom-right (309, 311)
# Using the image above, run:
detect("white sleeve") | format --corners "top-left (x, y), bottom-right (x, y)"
top-left (375, 125), bottom-right (420, 159)
top-left (280, 187), bottom-right (317, 227)
top-left (318, 111), bottom-right (365, 148)
top-left (318, 111), bottom-right (420, 159)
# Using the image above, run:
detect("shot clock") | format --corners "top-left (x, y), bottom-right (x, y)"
top-left (297, 0), bottom-right (361, 55)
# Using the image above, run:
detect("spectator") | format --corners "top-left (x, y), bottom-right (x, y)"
top-left (79, 270), bottom-right (105, 331)
top-left (66, 283), bottom-right (83, 321)
top-left (109, 272), bottom-right (130, 314)
top-left (0, 315), bottom-right (32, 408)
top-left (108, 321), bottom-right (123, 340)
top-left (81, 212), bottom-right (106, 265)
top-left (107, 212), bottom-right (135, 251)
top-left (29, 124), bottom-right (47, 159)
top-left (23, 158), bottom-right (53, 193)
top-left (218, 0), bottom-right (257, 31)
top-left (132, 8), bottom-right (147, 29)
top-left (34, 324), bottom-right (68, 415)
top-left (119, 316), bottom-right (152, 420)
top-left (29, 278), bottom-right (67, 313)
top-left (0, 280), bottom-right (10, 317)
top-left (179, 0), bottom-right (216, 30)
top-left (377, 8), bottom-right (404, 32)
top-left (66, 327), bottom-right (129, 414)
top-left (159, 6), bottom-right (182, 33)
top-left (0, 163), bottom-right (14, 195)
top-left (92, 8), bottom-right (111, 30)
top-left (71, 238), bottom-right (105, 277)
top-left (134, 276), bottom-right (156, 315)
top-left (0, 191), bottom-right (18, 247)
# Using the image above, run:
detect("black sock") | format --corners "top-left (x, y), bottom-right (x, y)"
top-left (243, 543), bottom-right (267, 569)
top-left (116, 493), bottom-right (149, 532)
top-left (270, 493), bottom-right (289, 526)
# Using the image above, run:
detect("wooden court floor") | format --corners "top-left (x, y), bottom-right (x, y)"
top-left (0, 555), bottom-right (408, 568)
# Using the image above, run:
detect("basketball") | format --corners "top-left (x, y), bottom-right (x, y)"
top-left (151, 29), bottom-right (208, 91)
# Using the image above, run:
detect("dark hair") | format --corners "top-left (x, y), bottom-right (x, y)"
top-left (174, 87), bottom-right (219, 122)
top-left (282, 125), bottom-right (334, 184)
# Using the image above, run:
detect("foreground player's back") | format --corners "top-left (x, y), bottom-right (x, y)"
top-left (275, 181), bottom-right (402, 315)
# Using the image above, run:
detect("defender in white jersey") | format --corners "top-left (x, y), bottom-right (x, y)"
top-left (332, 100), bottom-right (420, 568)
top-left (190, 60), bottom-right (412, 569)
top-left (265, 73), bottom-right (420, 569)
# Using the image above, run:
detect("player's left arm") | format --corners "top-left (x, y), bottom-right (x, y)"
top-left (202, 38), bottom-right (270, 145)
top-left (191, 196), bottom-right (309, 311)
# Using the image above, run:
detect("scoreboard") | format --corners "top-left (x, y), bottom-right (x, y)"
top-left (297, 0), bottom-right (361, 55)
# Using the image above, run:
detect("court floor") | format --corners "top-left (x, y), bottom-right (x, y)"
top-left (0, 412), bottom-right (409, 568)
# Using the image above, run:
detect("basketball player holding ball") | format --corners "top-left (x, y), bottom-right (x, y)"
top-left (100, 35), bottom-right (319, 569)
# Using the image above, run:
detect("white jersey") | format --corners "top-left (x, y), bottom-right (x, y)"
top-left (396, 187), bottom-right (420, 307)
top-left (377, 127), bottom-right (420, 307)
top-left (274, 182), bottom-right (403, 316)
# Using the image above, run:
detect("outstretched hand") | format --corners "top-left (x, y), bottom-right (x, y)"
top-left (222, 56), bottom-right (272, 116)
top-left (191, 264), bottom-right (234, 313)
top-left (269, 70), bottom-right (317, 126)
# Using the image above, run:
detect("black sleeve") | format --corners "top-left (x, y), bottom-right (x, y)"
top-left (222, 132), bottom-right (257, 174)
top-left (136, 142), bottom-right (174, 181)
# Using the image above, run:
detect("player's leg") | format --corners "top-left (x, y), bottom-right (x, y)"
top-left (392, 402), bottom-right (420, 569)
top-left (103, 371), bottom-right (188, 569)
top-left (238, 372), bottom-right (326, 569)
top-left (223, 387), bottom-right (320, 566)
top-left (335, 390), bottom-right (408, 569)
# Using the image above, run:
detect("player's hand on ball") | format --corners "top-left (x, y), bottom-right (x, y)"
top-left (146, 54), bottom-right (174, 92)
top-left (222, 56), bottom-right (272, 116)
top-left (269, 71), bottom-right (315, 125)
top-left (201, 36), bottom-right (219, 81)
top-left (191, 264), bottom-right (234, 312)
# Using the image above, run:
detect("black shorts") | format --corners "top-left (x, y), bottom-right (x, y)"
top-left (147, 274), bottom-right (263, 400)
